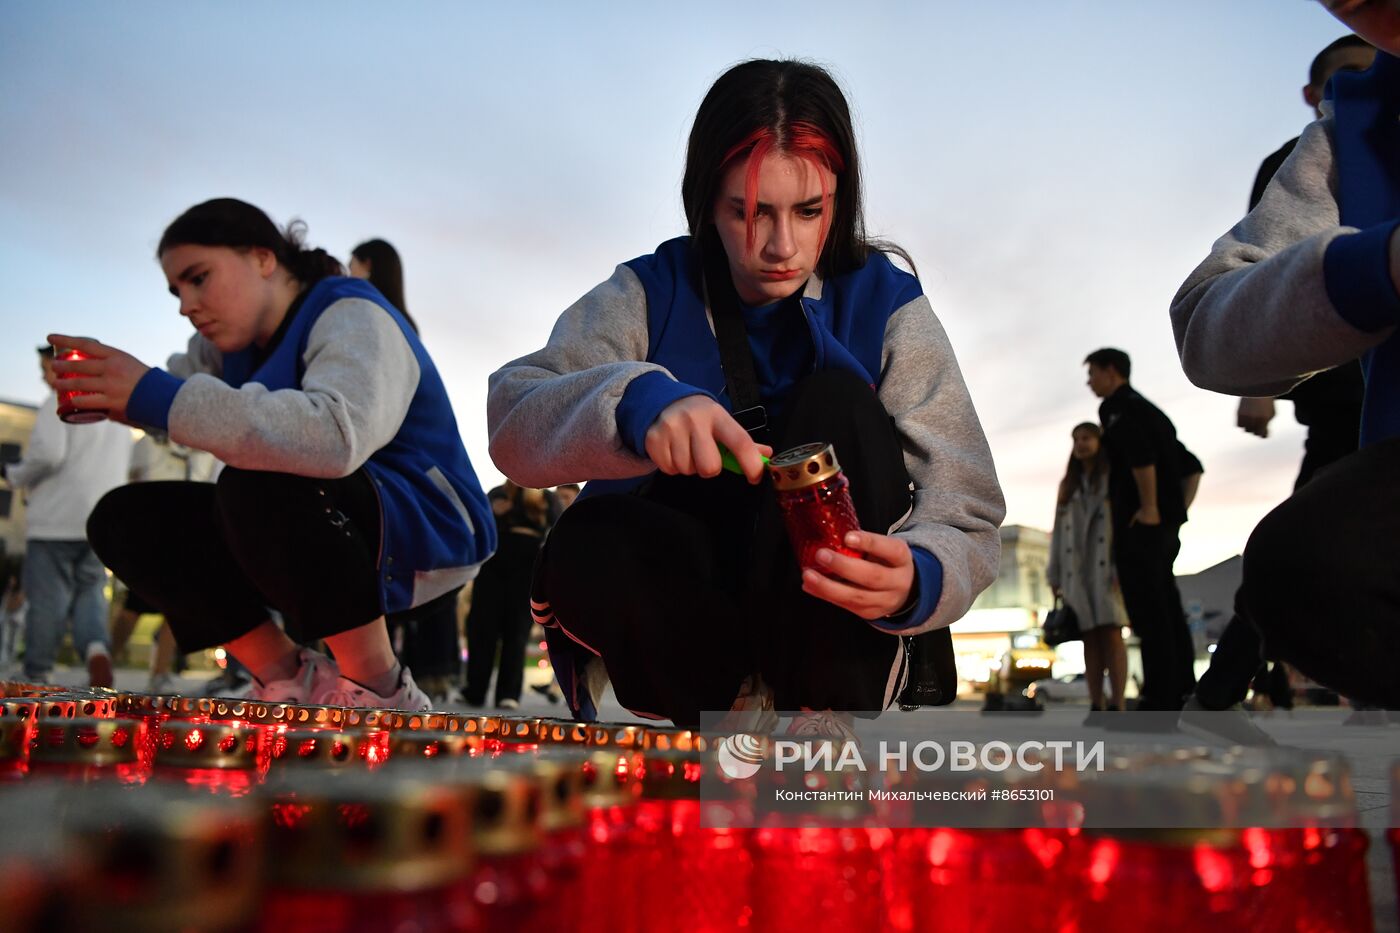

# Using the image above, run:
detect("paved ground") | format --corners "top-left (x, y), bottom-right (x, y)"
top-left (22, 666), bottom-right (1400, 931)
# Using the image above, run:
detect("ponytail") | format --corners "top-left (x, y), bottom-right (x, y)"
top-left (158, 198), bottom-right (345, 287)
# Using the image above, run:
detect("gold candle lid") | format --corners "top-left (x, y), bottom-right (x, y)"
top-left (539, 718), bottom-right (590, 745)
top-left (66, 788), bottom-right (263, 931)
top-left (449, 714), bottom-right (504, 737)
top-left (639, 750), bottom-right (704, 802)
top-left (0, 717), bottom-right (30, 763)
top-left (473, 767), bottom-right (543, 856)
top-left (153, 721), bottom-right (264, 772)
top-left (641, 728), bottom-right (714, 753)
top-left (29, 717), bottom-right (141, 767)
top-left (0, 698), bottom-right (40, 723)
top-left (586, 724), bottom-right (645, 749)
top-left (261, 773), bottom-right (473, 891)
top-left (497, 717), bottom-right (545, 744)
top-left (33, 697), bottom-right (80, 721)
top-left (768, 442), bottom-right (842, 491)
top-left (267, 727), bottom-right (389, 771)
top-left (390, 731), bottom-right (482, 761)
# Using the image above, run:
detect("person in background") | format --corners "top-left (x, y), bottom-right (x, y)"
top-left (0, 577), bottom-right (24, 669)
top-left (1084, 348), bottom-right (1196, 714)
top-left (1046, 422), bottom-right (1128, 720)
top-left (56, 198), bottom-right (495, 711)
top-left (1, 345), bottom-right (132, 687)
top-left (1171, 3), bottom-right (1400, 712)
top-left (1182, 34), bottom-right (1375, 742)
top-left (348, 237), bottom-right (460, 704)
top-left (464, 480), bottom-right (550, 709)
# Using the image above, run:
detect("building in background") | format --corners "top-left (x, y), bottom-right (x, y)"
top-left (952, 525), bottom-right (1054, 691)
top-left (0, 399), bottom-right (37, 562)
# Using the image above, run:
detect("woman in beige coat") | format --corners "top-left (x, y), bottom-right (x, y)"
top-left (1046, 423), bottom-right (1127, 713)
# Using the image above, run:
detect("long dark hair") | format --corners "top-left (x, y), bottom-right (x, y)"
top-left (351, 238), bottom-right (418, 332)
top-left (158, 198), bottom-right (344, 286)
top-left (1057, 422), bottom-right (1108, 506)
top-left (681, 59), bottom-right (909, 282)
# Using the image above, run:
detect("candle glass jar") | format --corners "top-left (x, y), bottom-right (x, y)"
top-left (54, 344), bottom-right (107, 424)
top-left (769, 442), bottom-right (861, 572)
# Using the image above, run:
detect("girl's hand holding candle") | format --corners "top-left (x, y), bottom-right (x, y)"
top-left (46, 334), bottom-right (150, 425)
top-left (802, 530), bottom-right (916, 620)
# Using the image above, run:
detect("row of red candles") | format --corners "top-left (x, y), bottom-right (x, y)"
top-left (0, 684), bottom-right (1384, 932)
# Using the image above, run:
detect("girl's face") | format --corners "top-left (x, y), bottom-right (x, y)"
top-left (160, 243), bottom-right (282, 352)
top-left (713, 151), bottom-right (836, 306)
top-left (1072, 428), bottom-right (1100, 461)
top-left (1323, 1), bottom-right (1400, 55)
top-left (348, 255), bottom-right (370, 280)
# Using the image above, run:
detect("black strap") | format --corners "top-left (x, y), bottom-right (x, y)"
top-left (702, 244), bottom-right (769, 440)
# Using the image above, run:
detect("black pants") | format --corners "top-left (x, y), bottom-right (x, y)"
top-left (464, 529), bottom-right (542, 705)
top-left (1240, 437), bottom-right (1400, 708)
top-left (535, 369), bottom-right (912, 727)
top-left (1194, 420), bottom-right (1359, 711)
top-left (87, 468), bottom-right (383, 651)
top-left (1114, 521), bottom-right (1194, 711)
top-left (387, 589), bottom-right (462, 679)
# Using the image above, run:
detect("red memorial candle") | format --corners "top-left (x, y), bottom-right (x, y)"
top-left (768, 442), bottom-right (861, 571)
top-left (54, 344), bottom-right (107, 424)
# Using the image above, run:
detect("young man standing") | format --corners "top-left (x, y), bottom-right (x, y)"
top-left (1085, 348), bottom-right (1196, 713)
top-left (1, 346), bottom-right (131, 686)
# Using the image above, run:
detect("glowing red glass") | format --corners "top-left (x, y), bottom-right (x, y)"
top-left (55, 346), bottom-right (108, 424)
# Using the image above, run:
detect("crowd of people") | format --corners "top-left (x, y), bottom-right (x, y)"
top-left (1, 5), bottom-right (1397, 730)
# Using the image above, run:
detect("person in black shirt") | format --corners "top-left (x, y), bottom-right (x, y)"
top-left (1085, 348), bottom-right (1197, 713)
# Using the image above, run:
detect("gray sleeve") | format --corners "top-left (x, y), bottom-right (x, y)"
top-left (1170, 117), bottom-right (1394, 396)
top-left (879, 295), bottom-right (1006, 634)
top-left (487, 264), bottom-right (674, 487)
top-left (166, 333), bottom-right (224, 379)
top-left (165, 298), bottom-right (420, 478)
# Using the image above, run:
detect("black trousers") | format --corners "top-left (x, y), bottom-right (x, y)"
top-left (386, 589), bottom-right (462, 679)
top-left (1240, 437), bottom-right (1400, 707)
top-left (535, 369), bottom-right (913, 727)
top-left (87, 468), bottom-right (383, 651)
top-left (464, 528), bottom-right (542, 705)
top-left (1114, 521), bottom-right (1194, 710)
top-left (1193, 420), bottom-right (1360, 711)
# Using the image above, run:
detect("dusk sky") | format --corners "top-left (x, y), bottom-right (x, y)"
top-left (0, 1), bottom-right (1358, 574)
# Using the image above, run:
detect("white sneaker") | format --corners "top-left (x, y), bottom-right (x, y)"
top-left (498, 697), bottom-right (520, 711)
top-left (146, 672), bottom-right (177, 694)
top-left (247, 649), bottom-right (341, 704)
top-left (787, 710), bottom-right (859, 744)
top-left (316, 666), bottom-right (432, 712)
top-left (715, 675), bottom-right (779, 734)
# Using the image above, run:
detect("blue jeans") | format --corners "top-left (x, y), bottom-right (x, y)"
top-left (22, 539), bottom-right (111, 679)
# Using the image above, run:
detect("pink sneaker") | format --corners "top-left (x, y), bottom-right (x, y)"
top-left (247, 649), bottom-right (340, 704)
top-left (316, 666), bottom-right (432, 712)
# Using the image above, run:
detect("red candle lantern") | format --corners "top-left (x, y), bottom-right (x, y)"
top-left (265, 726), bottom-right (391, 776)
top-left (538, 718), bottom-right (591, 746)
top-left (0, 699), bottom-right (40, 779)
top-left (28, 717), bottom-right (147, 785)
top-left (63, 787), bottom-right (264, 932)
top-left (635, 746), bottom-right (755, 933)
top-left (54, 344), bottom-right (108, 424)
top-left (258, 773), bottom-right (476, 933)
top-left (768, 442), bottom-right (861, 571)
top-left (152, 720), bottom-right (269, 795)
top-left (751, 766), bottom-right (888, 932)
top-left (574, 747), bottom-right (643, 933)
top-left (391, 731), bottom-right (483, 762)
top-left (465, 763), bottom-right (547, 931)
